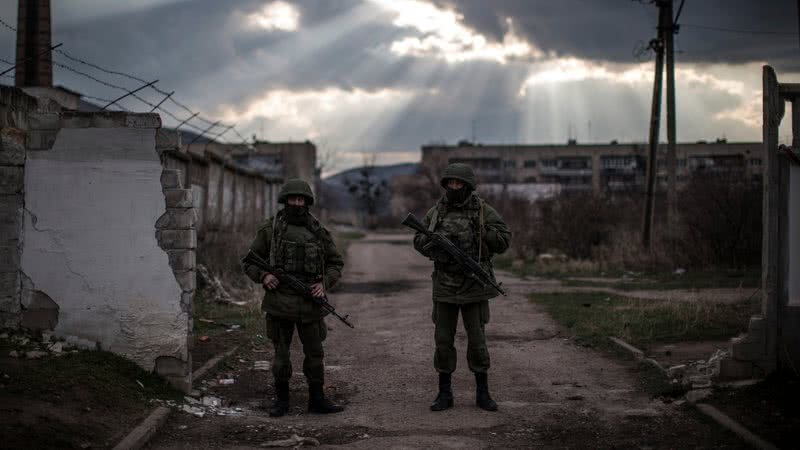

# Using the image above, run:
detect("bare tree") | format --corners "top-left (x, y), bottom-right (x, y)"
top-left (343, 154), bottom-right (389, 229)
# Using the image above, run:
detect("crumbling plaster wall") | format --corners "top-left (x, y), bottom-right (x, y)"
top-left (19, 111), bottom-right (194, 389)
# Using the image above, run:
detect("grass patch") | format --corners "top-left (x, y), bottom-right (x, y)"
top-left (336, 230), bottom-right (366, 241)
top-left (528, 292), bottom-right (758, 350)
top-left (4, 349), bottom-right (183, 404)
top-left (562, 269), bottom-right (760, 291)
top-left (193, 290), bottom-right (263, 336)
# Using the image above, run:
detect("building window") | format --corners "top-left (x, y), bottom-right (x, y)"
top-left (601, 156), bottom-right (636, 169)
top-left (523, 160), bottom-right (537, 168)
top-left (559, 157), bottom-right (591, 170)
top-left (541, 159), bottom-right (558, 168)
top-left (504, 160), bottom-right (517, 168)
top-left (748, 158), bottom-right (762, 166)
top-left (524, 176), bottom-right (538, 182)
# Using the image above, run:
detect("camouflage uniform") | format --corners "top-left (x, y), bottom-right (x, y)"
top-left (243, 179), bottom-right (345, 416)
top-left (413, 163), bottom-right (511, 411)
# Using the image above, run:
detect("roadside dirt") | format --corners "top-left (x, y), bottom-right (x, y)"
top-left (148, 233), bottom-right (749, 449)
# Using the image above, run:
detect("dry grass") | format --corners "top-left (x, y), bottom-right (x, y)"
top-left (529, 292), bottom-right (759, 350)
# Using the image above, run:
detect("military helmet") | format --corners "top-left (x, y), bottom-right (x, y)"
top-left (278, 178), bottom-right (315, 205)
top-left (440, 163), bottom-right (477, 190)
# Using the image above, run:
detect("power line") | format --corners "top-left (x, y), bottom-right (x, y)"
top-left (681, 23), bottom-right (798, 36)
top-left (0, 17), bottom-right (15, 32)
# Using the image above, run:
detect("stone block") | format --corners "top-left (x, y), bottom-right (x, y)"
top-left (173, 270), bottom-right (196, 292)
top-left (27, 112), bottom-right (60, 130)
top-left (0, 271), bottom-right (20, 302)
top-left (717, 358), bottom-right (764, 381)
top-left (0, 167), bottom-right (23, 194)
top-left (732, 340), bottom-right (766, 361)
top-left (156, 229), bottom-right (196, 249)
top-left (156, 208), bottom-right (197, 229)
top-left (89, 112), bottom-right (127, 128)
top-left (167, 249), bottom-right (195, 271)
top-left (59, 113), bottom-right (92, 129)
top-left (164, 189), bottom-right (193, 208)
top-left (0, 196), bottom-right (22, 242)
top-left (746, 315), bottom-right (767, 338)
top-left (181, 291), bottom-right (194, 306)
top-left (160, 170), bottom-right (183, 189)
top-left (0, 294), bottom-right (20, 314)
top-left (26, 129), bottom-right (58, 151)
top-left (0, 311), bottom-right (20, 328)
top-left (0, 128), bottom-right (26, 165)
top-left (0, 245), bottom-right (20, 272)
top-left (125, 113), bottom-right (161, 129)
top-left (154, 355), bottom-right (190, 377)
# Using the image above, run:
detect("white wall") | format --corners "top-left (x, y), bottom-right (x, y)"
top-left (21, 127), bottom-right (187, 370)
top-left (790, 164), bottom-right (800, 307)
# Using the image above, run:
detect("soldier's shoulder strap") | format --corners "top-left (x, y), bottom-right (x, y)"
top-left (428, 199), bottom-right (445, 232)
top-left (306, 212), bottom-right (331, 242)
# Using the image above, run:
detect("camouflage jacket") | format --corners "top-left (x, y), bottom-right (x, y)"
top-left (413, 192), bottom-right (511, 304)
top-left (243, 211), bottom-right (344, 322)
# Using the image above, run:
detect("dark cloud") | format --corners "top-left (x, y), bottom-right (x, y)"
top-left (436, 0), bottom-right (800, 71)
top-left (0, 0), bottom-right (778, 155)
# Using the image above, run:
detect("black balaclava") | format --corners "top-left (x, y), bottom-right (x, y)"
top-left (445, 184), bottom-right (472, 205)
top-left (284, 204), bottom-right (309, 226)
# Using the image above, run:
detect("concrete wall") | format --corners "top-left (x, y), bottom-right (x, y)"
top-left (0, 90), bottom-right (196, 390)
top-left (790, 164), bottom-right (799, 307)
top-left (17, 112), bottom-right (194, 390)
top-left (159, 140), bottom-right (283, 240)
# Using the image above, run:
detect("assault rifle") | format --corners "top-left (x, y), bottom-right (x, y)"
top-left (402, 213), bottom-right (506, 296)
top-left (242, 250), bottom-right (355, 328)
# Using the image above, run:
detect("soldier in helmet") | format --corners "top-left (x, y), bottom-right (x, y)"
top-left (243, 178), bottom-right (345, 417)
top-left (413, 163), bottom-right (511, 412)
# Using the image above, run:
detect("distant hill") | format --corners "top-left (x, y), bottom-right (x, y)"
top-left (319, 162), bottom-right (419, 213)
top-left (324, 162), bottom-right (419, 186)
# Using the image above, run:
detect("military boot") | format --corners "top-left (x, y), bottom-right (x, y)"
top-left (269, 380), bottom-right (290, 417)
top-left (430, 372), bottom-right (454, 411)
top-left (475, 372), bottom-right (498, 411)
top-left (307, 382), bottom-right (344, 414)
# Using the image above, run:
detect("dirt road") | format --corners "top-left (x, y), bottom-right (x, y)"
top-left (148, 233), bottom-right (746, 449)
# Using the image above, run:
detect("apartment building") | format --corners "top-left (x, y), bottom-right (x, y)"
top-left (421, 140), bottom-right (762, 194)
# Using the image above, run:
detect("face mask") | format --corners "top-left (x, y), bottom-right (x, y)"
top-left (446, 187), bottom-right (470, 204)
top-left (284, 205), bottom-right (308, 225)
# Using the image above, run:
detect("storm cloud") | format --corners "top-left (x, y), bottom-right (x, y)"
top-left (0, 0), bottom-right (796, 173)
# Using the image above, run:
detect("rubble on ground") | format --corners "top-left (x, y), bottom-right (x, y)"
top-left (197, 264), bottom-right (248, 305)
top-left (2, 329), bottom-right (79, 359)
top-left (665, 349), bottom-right (734, 401)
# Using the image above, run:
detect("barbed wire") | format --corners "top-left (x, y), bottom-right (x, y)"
top-left (0, 15), bottom-right (250, 144)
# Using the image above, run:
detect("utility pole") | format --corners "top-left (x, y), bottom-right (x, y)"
top-left (664, 0), bottom-right (677, 226)
top-left (642, 3), bottom-right (667, 249)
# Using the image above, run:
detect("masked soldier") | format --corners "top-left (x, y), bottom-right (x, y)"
top-left (413, 163), bottom-right (511, 412)
top-left (243, 178), bottom-right (345, 417)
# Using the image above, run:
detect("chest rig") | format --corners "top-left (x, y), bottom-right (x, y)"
top-left (429, 193), bottom-right (486, 262)
top-left (269, 211), bottom-right (326, 277)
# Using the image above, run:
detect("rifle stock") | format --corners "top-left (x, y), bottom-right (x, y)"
top-left (242, 250), bottom-right (355, 328)
top-left (403, 213), bottom-right (506, 296)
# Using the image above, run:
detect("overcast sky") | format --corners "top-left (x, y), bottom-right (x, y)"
top-left (0, 0), bottom-right (797, 174)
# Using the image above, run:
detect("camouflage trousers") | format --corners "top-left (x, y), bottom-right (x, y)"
top-left (432, 300), bottom-right (491, 374)
top-left (266, 314), bottom-right (327, 384)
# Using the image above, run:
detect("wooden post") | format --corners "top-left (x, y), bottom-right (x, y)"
top-left (664, 0), bottom-right (678, 225)
top-left (642, 8), bottom-right (666, 249)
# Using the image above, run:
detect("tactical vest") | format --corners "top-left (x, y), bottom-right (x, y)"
top-left (269, 212), bottom-right (326, 278)
top-left (429, 194), bottom-right (486, 265)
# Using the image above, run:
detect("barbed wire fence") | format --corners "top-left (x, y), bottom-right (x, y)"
top-left (0, 16), bottom-right (251, 146)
